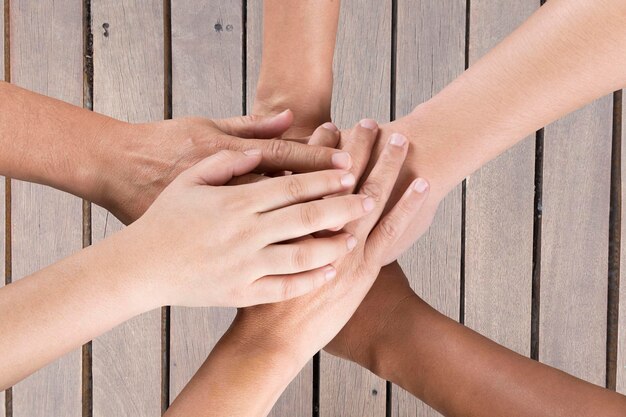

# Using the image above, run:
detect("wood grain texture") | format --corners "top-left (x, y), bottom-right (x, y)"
top-left (540, 96), bottom-right (612, 385)
top-left (91, 2), bottom-right (163, 415)
top-left (169, 0), bottom-right (241, 405)
top-left (617, 95), bottom-right (625, 394)
top-left (1, 6), bottom-right (4, 410)
top-left (464, 0), bottom-right (536, 357)
top-left (319, 1), bottom-right (391, 416)
top-left (9, 2), bottom-right (83, 416)
top-left (393, 1), bottom-right (465, 416)
top-left (244, 1), bottom-right (313, 415)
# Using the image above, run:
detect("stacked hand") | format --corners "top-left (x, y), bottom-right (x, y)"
top-left (220, 122), bottom-right (430, 372)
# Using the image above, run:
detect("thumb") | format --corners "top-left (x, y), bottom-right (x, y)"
top-left (180, 150), bottom-right (263, 186)
top-left (213, 109), bottom-right (294, 139)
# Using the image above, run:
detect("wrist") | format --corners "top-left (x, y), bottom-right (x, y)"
top-left (78, 117), bottom-right (136, 213)
top-left (222, 314), bottom-right (305, 384)
top-left (81, 228), bottom-right (162, 316)
top-left (254, 73), bottom-right (333, 132)
top-left (86, 120), bottom-right (161, 224)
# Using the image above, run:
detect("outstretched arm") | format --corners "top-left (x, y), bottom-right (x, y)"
top-left (252, 0), bottom-right (340, 137)
top-left (0, 144), bottom-right (363, 389)
top-left (366, 0), bottom-right (626, 261)
top-left (326, 263), bottom-right (626, 417)
top-left (0, 82), bottom-right (348, 224)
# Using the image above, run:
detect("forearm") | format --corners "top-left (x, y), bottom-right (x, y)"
top-left (386, 0), bottom-right (626, 199)
top-left (253, 0), bottom-right (340, 130)
top-left (0, 81), bottom-right (129, 204)
top-left (0, 228), bottom-right (153, 389)
top-left (165, 323), bottom-right (302, 417)
top-left (367, 293), bottom-right (626, 416)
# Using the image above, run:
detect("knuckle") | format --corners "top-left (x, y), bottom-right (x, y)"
top-left (291, 246), bottom-right (310, 270)
top-left (378, 217), bottom-right (400, 242)
top-left (284, 177), bottom-right (307, 204)
top-left (279, 279), bottom-right (295, 301)
top-left (299, 204), bottom-right (321, 230)
top-left (267, 139), bottom-right (292, 165)
top-left (360, 180), bottom-right (384, 202)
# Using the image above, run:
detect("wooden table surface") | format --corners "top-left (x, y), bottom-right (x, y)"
top-left (1, 1), bottom-right (623, 416)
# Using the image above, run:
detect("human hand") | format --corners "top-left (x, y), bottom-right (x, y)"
top-left (338, 116), bottom-right (444, 264)
top-left (117, 149), bottom-right (373, 309)
top-left (93, 110), bottom-right (352, 225)
top-left (227, 131), bottom-right (430, 369)
top-left (324, 261), bottom-right (416, 376)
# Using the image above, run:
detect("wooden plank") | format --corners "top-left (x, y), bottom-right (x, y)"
top-left (168, 0), bottom-right (241, 405)
top-left (540, 96), bottom-right (612, 384)
top-left (393, 1), bottom-right (465, 416)
top-left (244, 2), bottom-right (313, 415)
top-left (319, 1), bottom-right (391, 416)
top-left (464, 0), bottom-right (536, 355)
top-left (0, 1), bottom-right (4, 414)
top-left (91, 2), bottom-right (163, 416)
top-left (617, 95), bottom-right (625, 395)
top-left (9, 2), bottom-right (83, 416)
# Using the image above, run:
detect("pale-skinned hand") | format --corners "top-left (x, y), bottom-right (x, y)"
top-left (117, 146), bottom-right (374, 309)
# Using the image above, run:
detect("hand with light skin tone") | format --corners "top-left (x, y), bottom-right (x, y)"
top-left (0, 82), bottom-right (352, 225)
top-left (165, 128), bottom-right (431, 417)
top-left (252, 0), bottom-right (626, 264)
top-left (0, 124), bottom-right (371, 390)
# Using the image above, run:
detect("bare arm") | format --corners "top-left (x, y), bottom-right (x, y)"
top-left (326, 262), bottom-right (626, 417)
top-left (252, 0), bottom-right (340, 137)
top-left (0, 82), bottom-right (347, 224)
top-left (0, 147), bottom-right (364, 389)
top-left (365, 0), bottom-right (626, 261)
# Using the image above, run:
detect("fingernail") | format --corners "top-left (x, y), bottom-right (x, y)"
top-left (244, 149), bottom-right (262, 156)
top-left (359, 119), bottom-right (378, 130)
top-left (412, 178), bottom-right (429, 193)
top-left (322, 122), bottom-right (338, 132)
top-left (324, 265), bottom-right (337, 281)
top-left (346, 236), bottom-right (358, 251)
top-left (388, 133), bottom-right (407, 147)
top-left (362, 196), bottom-right (376, 212)
top-left (331, 152), bottom-right (352, 169)
top-left (340, 173), bottom-right (356, 187)
top-left (275, 109), bottom-right (291, 117)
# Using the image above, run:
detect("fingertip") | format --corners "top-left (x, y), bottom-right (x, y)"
top-left (362, 196), bottom-right (376, 212)
top-left (244, 148), bottom-right (263, 157)
top-left (340, 172), bottom-right (356, 188)
top-left (411, 178), bottom-right (430, 194)
top-left (331, 152), bottom-right (353, 170)
top-left (322, 122), bottom-right (339, 133)
top-left (359, 118), bottom-right (378, 131)
top-left (346, 235), bottom-right (358, 251)
top-left (388, 133), bottom-right (407, 148)
top-left (323, 265), bottom-right (337, 281)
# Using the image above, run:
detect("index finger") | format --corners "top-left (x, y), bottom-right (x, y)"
top-left (230, 137), bottom-right (353, 173)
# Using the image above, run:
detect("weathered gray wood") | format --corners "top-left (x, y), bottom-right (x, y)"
top-left (319, 1), bottom-right (391, 416)
top-left (0, 1), bottom-right (4, 414)
top-left (169, 0), bottom-right (241, 406)
top-left (540, 97), bottom-right (612, 385)
top-left (91, 2), bottom-right (163, 416)
top-left (464, 0), bottom-right (536, 356)
top-left (244, 1), bottom-right (314, 415)
top-left (10, 2), bottom-right (83, 416)
top-left (393, 1), bottom-right (465, 416)
top-left (617, 96), bottom-right (625, 395)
